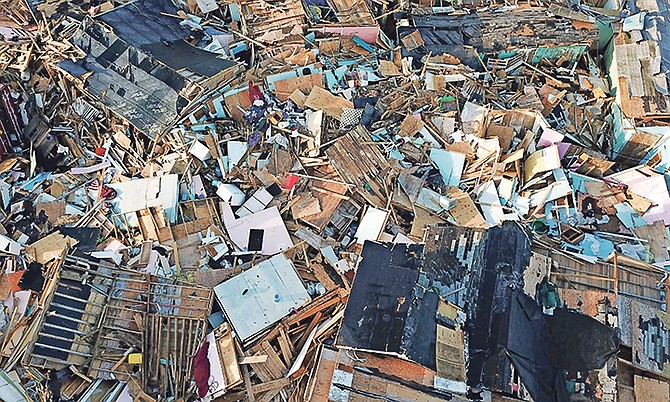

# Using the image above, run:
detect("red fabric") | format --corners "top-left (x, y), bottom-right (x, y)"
top-left (281, 174), bottom-right (300, 190)
top-left (193, 341), bottom-right (211, 397)
top-left (345, 269), bottom-right (355, 281)
top-left (248, 81), bottom-right (263, 101)
top-left (99, 185), bottom-right (116, 200)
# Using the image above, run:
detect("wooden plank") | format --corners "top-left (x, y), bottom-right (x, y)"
top-left (296, 311), bottom-right (322, 351)
top-left (287, 288), bottom-right (347, 323)
top-left (252, 377), bottom-right (292, 394)
top-left (310, 263), bottom-right (338, 291)
top-left (217, 390), bottom-right (248, 402)
top-left (241, 363), bottom-right (256, 402)
top-left (250, 341), bottom-right (287, 381)
top-left (276, 328), bottom-right (293, 366)
top-left (279, 326), bottom-right (294, 356)
top-left (238, 355), bottom-right (268, 364)
top-left (636, 220), bottom-right (669, 263)
top-left (304, 87), bottom-right (353, 119)
top-left (137, 209), bottom-right (159, 240)
top-left (257, 386), bottom-right (285, 402)
top-left (217, 323), bottom-right (243, 388)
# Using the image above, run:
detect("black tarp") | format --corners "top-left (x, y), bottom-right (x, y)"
top-left (397, 13), bottom-right (483, 70)
top-left (338, 240), bottom-right (461, 371)
top-left (18, 261), bottom-right (45, 292)
top-left (503, 292), bottom-right (619, 402)
top-left (547, 307), bottom-right (620, 371)
top-left (142, 40), bottom-right (235, 78)
top-left (59, 227), bottom-right (101, 252)
top-left (505, 292), bottom-right (570, 402)
top-left (342, 222), bottom-right (619, 398)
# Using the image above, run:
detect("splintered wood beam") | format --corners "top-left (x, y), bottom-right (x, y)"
top-left (277, 326), bottom-right (294, 364)
top-left (295, 311), bottom-right (322, 352)
top-left (241, 363), bottom-right (256, 402)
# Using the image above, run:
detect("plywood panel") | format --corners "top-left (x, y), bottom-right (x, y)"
top-left (634, 375), bottom-right (669, 402)
top-left (274, 73), bottom-right (323, 102)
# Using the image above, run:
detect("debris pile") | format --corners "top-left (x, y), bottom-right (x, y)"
top-left (0, 0), bottom-right (669, 401)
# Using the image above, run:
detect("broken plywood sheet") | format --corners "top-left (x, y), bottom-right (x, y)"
top-left (304, 87), bottom-right (354, 119)
top-left (291, 193), bottom-right (322, 219)
top-left (445, 188), bottom-right (488, 229)
top-left (615, 40), bottom-right (670, 119)
top-left (36, 201), bottom-right (66, 224)
top-left (435, 324), bottom-right (465, 382)
top-left (460, 101), bottom-right (487, 137)
top-left (239, 0), bottom-right (307, 39)
top-left (379, 60), bottom-right (402, 77)
top-left (410, 207), bottom-right (445, 240)
top-left (400, 30), bottom-right (425, 51)
top-left (399, 115), bottom-right (425, 136)
top-left (397, 169), bottom-right (425, 205)
top-left (616, 129), bottom-right (662, 164)
top-left (224, 88), bottom-right (253, 121)
top-left (486, 124), bottom-right (515, 152)
top-left (431, 116), bottom-right (456, 138)
top-left (274, 73), bottom-right (323, 102)
top-left (634, 375), bottom-right (670, 402)
top-left (26, 232), bottom-right (78, 264)
top-left (289, 88), bottom-right (308, 108)
top-left (175, 233), bottom-right (205, 271)
top-left (285, 49), bottom-right (317, 65)
top-left (300, 166), bottom-right (349, 230)
top-left (524, 253), bottom-right (551, 296)
top-left (329, 0), bottom-right (375, 24)
top-left (571, 152), bottom-right (615, 177)
top-left (635, 220), bottom-right (669, 262)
